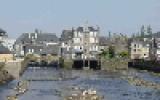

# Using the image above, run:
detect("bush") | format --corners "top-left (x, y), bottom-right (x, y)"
top-left (119, 51), bottom-right (129, 58)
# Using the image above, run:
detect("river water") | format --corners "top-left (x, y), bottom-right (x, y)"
top-left (0, 67), bottom-right (160, 100)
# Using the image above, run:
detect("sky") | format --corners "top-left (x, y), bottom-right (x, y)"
top-left (0, 0), bottom-right (160, 38)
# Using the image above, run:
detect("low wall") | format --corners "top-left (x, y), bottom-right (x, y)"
top-left (4, 60), bottom-right (22, 79)
top-left (101, 58), bottom-right (128, 71)
top-left (129, 60), bottom-right (160, 73)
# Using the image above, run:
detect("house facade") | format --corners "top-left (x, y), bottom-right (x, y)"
top-left (60, 26), bottom-right (100, 60)
top-left (14, 30), bottom-right (59, 57)
top-left (130, 40), bottom-right (150, 60)
top-left (0, 28), bottom-right (15, 52)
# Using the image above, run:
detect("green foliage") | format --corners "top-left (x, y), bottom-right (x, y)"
top-left (100, 49), bottom-right (108, 56)
top-left (108, 46), bottom-right (115, 58)
top-left (119, 51), bottom-right (129, 58)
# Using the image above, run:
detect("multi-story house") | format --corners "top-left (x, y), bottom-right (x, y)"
top-left (14, 30), bottom-right (59, 57)
top-left (60, 25), bottom-right (100, 60)
top-left (0, 28), bottom-right (16, 52)
top-left (72, 26), bottom-right (100, 60)
top-left (130, 40), bottom-right (150, 60)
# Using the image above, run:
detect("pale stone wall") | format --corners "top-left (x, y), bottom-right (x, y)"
top-left (0, 54), bottom-right (13, 62)
top-left (4, 60), bottom-right (22, 79)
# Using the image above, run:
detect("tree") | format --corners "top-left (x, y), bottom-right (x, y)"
top-left (147, 25), bottom-right (152, 35)
top-left (131, 33), bottom-right (135, 39)
top-left (108, 46), bottom-right (115, 58)
top-left (108, 31), bottom-right (112, 40)
top-left (140, 25), bottom-right (145, 37)
top-left (99, 49), bottom-right (108, 59)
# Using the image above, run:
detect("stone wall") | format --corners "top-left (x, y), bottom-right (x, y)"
top-left (4, 60), bottom-right (22, 79)
top-left (101, 58), bottom-right (128, 71)
top-left (0, 54), bottom-right (14, 62)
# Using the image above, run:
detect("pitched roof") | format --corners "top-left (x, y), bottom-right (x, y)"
top-left (15, 32), bottom-right (59, 44)
top-left (41, 45), bottom-right (59, 55)
top-left (0, 28), bottom-right (6, 33)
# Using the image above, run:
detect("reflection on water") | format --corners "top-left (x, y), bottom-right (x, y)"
top-left (0, 67), bottom-right (160, 100)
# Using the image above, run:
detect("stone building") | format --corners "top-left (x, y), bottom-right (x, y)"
top-left (14, 30), bottom-right (59, 57)
top-left (0, 28), bottom-right (15, 52)
top-left (60, 26), bottom-right (100, 60)
top-left (72, 26), bottom-right (100, 60)
top-left (130, 40), bottom-right (150, 60)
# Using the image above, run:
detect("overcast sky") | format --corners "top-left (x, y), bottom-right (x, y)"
top-left (0, 0), bottom-right (160, 38)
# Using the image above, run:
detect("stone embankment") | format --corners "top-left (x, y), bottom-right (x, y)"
top-left (0, 62), bottom-right (14, 84)
top-left (0, 69), bottom-right (14, 84)
top-left (101, 58), bottom-right (128, 71)
top-left (5, 60), bottom-right (22, 79)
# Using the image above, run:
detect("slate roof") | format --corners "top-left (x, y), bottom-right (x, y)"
top-left (0, 28), bottom-right (6, 33)
top-left (41, 45), bottom-right (59, 55)
top-left (88, 26), bottom-right (98, 31)
top-left (15, 32), bottom-right (59, 44)
top-left (75, 26), bottom-right (98, 32)
top-left (0, 44), bottom-right (11, 54)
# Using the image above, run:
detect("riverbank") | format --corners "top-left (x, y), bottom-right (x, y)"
top-left (128, 60), bottom-right (160, 73)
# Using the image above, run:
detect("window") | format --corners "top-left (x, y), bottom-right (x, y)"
top-left (32, 49), bottom-right (34, 53)
top-left (134, 49), bottom-right (136, 52)
top-left (28, 49), bottom-right (31, 53)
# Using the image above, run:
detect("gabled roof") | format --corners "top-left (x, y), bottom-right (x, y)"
top-left (15, 32), bottom-right (59, 44)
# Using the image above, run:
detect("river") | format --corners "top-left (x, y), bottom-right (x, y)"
top-left (0, 67), bottom-right (160, 100)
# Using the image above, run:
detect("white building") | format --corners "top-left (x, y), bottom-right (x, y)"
top-left (2, 38), bottom-right (16, 52)
top-left (72, 26), bottom-right (100, 60)
top-left (130, 40), bottom-right (150, 60)
top-left (0, 28), bottom-right (16, 52)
